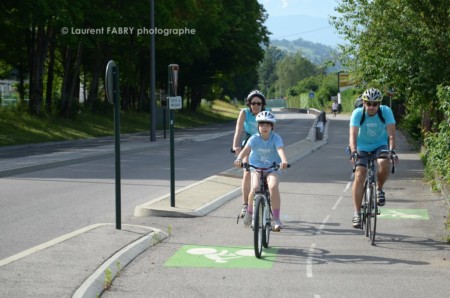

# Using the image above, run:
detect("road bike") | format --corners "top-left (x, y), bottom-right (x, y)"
top-left (242, 162), bottom-right (289, 258)
top-left (352, 150), bottom-right (396, 245)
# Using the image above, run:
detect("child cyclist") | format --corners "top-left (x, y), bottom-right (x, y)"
top-left (232, 90), bottom-right (267, 220)
top-left (233, 111), bottom-right (289, 231)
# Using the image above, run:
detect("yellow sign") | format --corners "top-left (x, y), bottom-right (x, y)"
top-left (339, 73), bottom-right (352, 87)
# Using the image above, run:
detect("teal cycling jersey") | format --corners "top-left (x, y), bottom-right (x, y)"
top-left (350, 105), bottom-right (396, 152)
top-left (243, 108), bottom-right (258, 135)
top-left (247, 132), bottom-right (284, 168)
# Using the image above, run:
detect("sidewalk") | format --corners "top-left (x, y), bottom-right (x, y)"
top-left (0, 115), bottom-right (328, 297)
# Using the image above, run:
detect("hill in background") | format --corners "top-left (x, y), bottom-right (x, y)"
top-left (269, 38), bottom-right (340, 72)
top-left (265, 14), bottom-right (342, 47)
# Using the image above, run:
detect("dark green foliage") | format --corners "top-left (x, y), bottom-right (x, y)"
top-left (0, 0), bottom-right (269, 117)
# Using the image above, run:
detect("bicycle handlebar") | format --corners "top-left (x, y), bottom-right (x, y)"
top-left (242, 162), bottom-right (291, 171)
top-left (351, 150), bottom-right (397, 174)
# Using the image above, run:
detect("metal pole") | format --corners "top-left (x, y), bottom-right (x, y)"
top-left (150, 0), bottom-right (156, 141)
top-left (168, 65), bottom-right (175, 207)
top-left (337, 71), bottom-right (342, 113)
top-left (113, 67), bottom-right (121, 230)
top-left (170, 109), bottom-right (175, 207)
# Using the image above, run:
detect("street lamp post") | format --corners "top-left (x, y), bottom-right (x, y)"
top-left (150, 0), bottom-right (156, 142)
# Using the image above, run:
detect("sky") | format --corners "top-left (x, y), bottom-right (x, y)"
top-left (258, 0), bottom-right (338, 17)
top-left (257, 0), bottom-right (343, 46)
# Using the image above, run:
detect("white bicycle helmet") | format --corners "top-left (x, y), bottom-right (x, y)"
top-left (361, 88), bottom-right (382, 102)
top-left (256, 111), bottom-right (276, 123)
top-left (246, 90), bottom-right (266, 103)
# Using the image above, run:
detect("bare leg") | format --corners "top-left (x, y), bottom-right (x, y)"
top-left (242, 170), bottom-right (251, 204)
top-left (376, 159), bottom-right (390, 191)
top-left (352, 167), bottom-right (367, 213)
top-left (248, 171), bottom-right (261, 213)
top-left (267, 173), bottom-right (280, 211)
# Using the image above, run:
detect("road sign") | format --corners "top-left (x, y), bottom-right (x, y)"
top-left (309, 91), bottom-right (315, 99)
top-left (105, 61), bottom-right (118, 105)
top-left (168, 96), bottom-right (182, 109)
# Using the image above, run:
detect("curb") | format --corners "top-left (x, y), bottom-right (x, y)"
top-left (133, 118), bottom-right (330, 218)
top-left (73, 225), bottom-right (168, 298)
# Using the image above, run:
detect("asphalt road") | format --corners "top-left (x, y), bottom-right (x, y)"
top-left (0, 112), bottom-right (315, 260)
top-left (1, 111), bottom-right (449, 298)
top-left (102, 115), bottom-right (450, 298)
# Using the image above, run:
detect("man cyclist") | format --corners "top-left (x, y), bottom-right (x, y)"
top-left (349, 88), bottom-right (398, 228)
top-left (234, 111), bottom-right (289, 231)
top-left (232, 90), bottom-right (267, 221)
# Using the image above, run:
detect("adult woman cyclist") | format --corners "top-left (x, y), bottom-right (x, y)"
top-left (232, 90), bottom-right (267, 221)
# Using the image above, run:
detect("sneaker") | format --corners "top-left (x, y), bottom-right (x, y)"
top-left (377, 190), bottom-right (386, 206)
top-left (273, 219), bottom-right (284, 232)
top-left (352, 215), bottom-right (362, 229)
top-left (239, 204), bottom-right (248, 218)
top-left (243, 211), bottom-right (252, 227)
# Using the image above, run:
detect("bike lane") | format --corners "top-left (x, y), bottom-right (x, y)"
top-left (103, 114), bottom-right (449, 298)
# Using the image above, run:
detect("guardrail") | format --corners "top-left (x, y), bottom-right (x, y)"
top-left (308, 109), bottom-right (327, 141)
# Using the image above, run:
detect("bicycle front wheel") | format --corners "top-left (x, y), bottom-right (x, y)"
top-left (253, 195), bottom-right (265, 258)
top-left (368, 184), bottom-right (378, 245)
top-left (362, 181), bottom-right (370, 235)
top-left (263, 201), bottom-right (271, 248)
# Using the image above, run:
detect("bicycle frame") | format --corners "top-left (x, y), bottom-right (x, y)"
top-left (355, 150), bottom-right (394, 245)
top-left (242, 162), bottom-right (286, 258)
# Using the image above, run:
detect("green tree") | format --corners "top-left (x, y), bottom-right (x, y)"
top-left (258, 46), bottom-right (286, 97)
top-left (331, 0), bottom-right (450, 133)
top-left (275, 52), bottom-right (320, 97)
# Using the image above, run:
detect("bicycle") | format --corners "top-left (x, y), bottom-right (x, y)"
top-left (241, 162), bottom-right (289, 258)
top-left (352, 150), bottom-right (396, 245)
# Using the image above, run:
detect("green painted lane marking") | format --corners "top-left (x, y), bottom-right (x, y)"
top-left (165, 245), bottom-right (278, 268)
top-left (378, 209), bottom-right (429, 220)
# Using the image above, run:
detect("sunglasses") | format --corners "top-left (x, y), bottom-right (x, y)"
top-left (250, 102), bottom-right (262, 106)
top-left (365, 102), bottom-right (379, 107)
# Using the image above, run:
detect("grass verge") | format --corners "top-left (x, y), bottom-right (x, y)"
top-left (0, 100), bottom-right (240, 146)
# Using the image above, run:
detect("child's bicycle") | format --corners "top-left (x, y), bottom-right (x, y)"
top-left (351, 149), bottom-right (396, 245)
top-left (240, 162), bottom-right (290, 258)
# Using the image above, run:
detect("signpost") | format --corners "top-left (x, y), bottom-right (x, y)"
top-left (105, 60), bottom-right (121, 230)
top-left (387, 87), bottom-right (395, 108)
top-left (168, 64), bottom-right (181, 207)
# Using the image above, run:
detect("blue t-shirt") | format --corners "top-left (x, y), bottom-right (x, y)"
top-left (350, 105), bottom-right (396, 151)
top-left (247, 132), bottom-right (284, 168)
top-left (243, 108), bottom-right (258, 135)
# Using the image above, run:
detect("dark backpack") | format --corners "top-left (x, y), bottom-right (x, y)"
top-left (359, 106), bottom-right (385, 126)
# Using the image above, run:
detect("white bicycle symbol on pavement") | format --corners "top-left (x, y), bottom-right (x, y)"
top-left (379, 210), bottom-right (424, 219)
top-left (186, 247), bottom-right (256, 263)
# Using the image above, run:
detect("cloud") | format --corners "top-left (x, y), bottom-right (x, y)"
top-left (281, 0), bottom-right (289, 8)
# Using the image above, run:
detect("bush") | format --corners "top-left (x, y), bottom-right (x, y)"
top-left (423, 85), bottom-right (450, 184)
top-left (398, 108), bottom-right (422, 149)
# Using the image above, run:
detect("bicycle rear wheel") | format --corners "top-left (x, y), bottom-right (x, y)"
top-left (253, 195), bottom-right (265, 258)
top-left (368, 184), bottom-right (378, 245)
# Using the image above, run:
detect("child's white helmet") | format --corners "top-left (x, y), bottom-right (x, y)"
top-left (256, 111), bottom-right (276, 123)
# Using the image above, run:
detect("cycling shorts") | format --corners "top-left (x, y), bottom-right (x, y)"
top-left (356, 145), bottom-right (388, 168)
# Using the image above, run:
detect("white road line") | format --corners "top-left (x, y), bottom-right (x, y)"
top-left (306, 243), bottom-right (316, 277)
top-left (332, 195), bottom-right (343, 210)
top-left (314, 295), bottom-right (321, 298)
top-left (344, 181), bottom-right (352, 192)
top-left (317, 215), bottom-right (330, 235)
